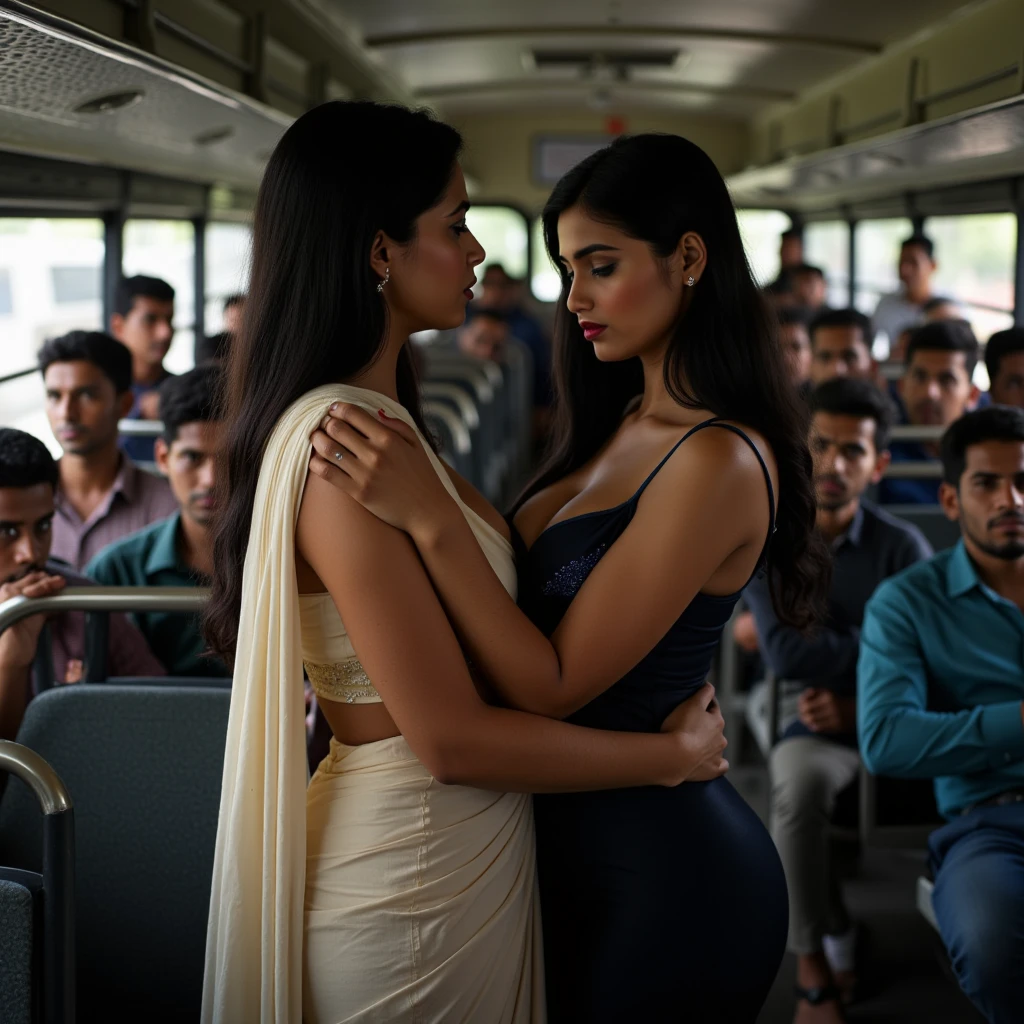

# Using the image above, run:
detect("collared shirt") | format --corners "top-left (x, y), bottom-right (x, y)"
top-left (122, 370), bottom-right (174, 463)
top-left (877, 440), bottom-right (942, 505)
top-left (745, 502), bottom-right (932, 741)
top-left (859, 541), bottom-right (1024, 818)
top-left (51, 454), bottom-right (178, 571)
top-left (873, 290), bottom-right (925, 348)
top-left (33, 561), bottom-right (165, 692)
top-left (85, 512), bottom-right (227, 678)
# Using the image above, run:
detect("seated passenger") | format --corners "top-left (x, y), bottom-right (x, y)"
top-left (778, 306), bottom-right (812, 393)
top-left (110, 275), bottom-right (176, 463)
top-left (859, 405), bottom-right (1024, 1023)
top-left (41, 330), bottom-right (177, 570)
top-left (456, 307), bottom-right (508, 362)
top-left (985, 327), bottom-right (1024, 409)
top-left (769, 227), bottom-right (804, 293)
top-left (87, 366), bottom-right (227, 678)
top-left (809, 308), bottom-right (878, 386)
top-left (742, 379), bottom-right (931, 1021)
top-left (879, 321), bottom-right (980, 505)
top-left (196, 294), bottom-right (246, 364)
top-left (872, 233), bottom-right (940, 352)
top-left (0, 428), bottom-right (164, 740)
top-left (791, 264), bottom-right (828, 313)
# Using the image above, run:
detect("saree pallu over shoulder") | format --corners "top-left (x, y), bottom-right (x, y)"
top-left (201, 383), bottom-right (539, 1023)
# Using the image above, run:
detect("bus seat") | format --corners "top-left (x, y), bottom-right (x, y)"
top-left (888, 505), bottom-right (962, 551)
top-left (0, 685), bottom-right (228, 1021)
top-left (105, 675), bottom-right (231, 689)
top-left (917, 875), bottom-right (939, 932)
top-left (0, 877), bottom-right (33, 1024)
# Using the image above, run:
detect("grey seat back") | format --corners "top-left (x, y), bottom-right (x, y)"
top-left (889, 505), bottom-right (962, 551)
top-left (0, 878), bottom-right (33, 1024)
top-left (0, 685), bottom-right (229, 1020)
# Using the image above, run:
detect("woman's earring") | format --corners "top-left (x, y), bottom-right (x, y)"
top-left (686, 275), bottom-right (696, 287)
top-left (376, 266), bottom-right (390, 294)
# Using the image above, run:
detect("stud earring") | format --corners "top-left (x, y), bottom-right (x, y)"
top-left (376, 266), bottom-right (390, 294)
top-left (686, 275), bottom-right (695, 287)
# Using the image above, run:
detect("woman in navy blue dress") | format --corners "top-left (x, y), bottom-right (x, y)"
top-left (311, 133), bottom-right (830, 1021)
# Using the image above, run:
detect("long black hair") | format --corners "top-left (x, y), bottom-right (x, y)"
top-left (518, 133), bottom-right (830, 629)
top-left (205, 101), bottom-right (462, 663)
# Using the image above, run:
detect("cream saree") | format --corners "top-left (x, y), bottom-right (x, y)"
top-left (201, 384), bottom-right (543, 1023)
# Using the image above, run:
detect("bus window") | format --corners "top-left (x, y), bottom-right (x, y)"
top-left (123, 220), bottom-right (196, 374)
top-left (465, 206), bottom-right (528, 283)
top-left (925, 213), bottom-right (1016, 343)
top-left (804, 221), bottom-right (850, 308)
top-left (0, 217), bottom-right (104, 445)
top-left (736, 209), bottom-right (789, 288)
top-left (205, 222), bottom-right (251, 334)
top-left (853, 217), bottom-right (913, 314)
top-left (531, 218), bottom-right (560, 302)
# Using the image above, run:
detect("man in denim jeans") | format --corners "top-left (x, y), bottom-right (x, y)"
top-left (860, 405), bottom-right (1024, 1023)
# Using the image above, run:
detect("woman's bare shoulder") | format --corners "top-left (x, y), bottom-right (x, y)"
top-left (438, 463), bottom-right (510, 542)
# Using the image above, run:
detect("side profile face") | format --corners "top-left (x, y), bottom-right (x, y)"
top-left (380, 164), bottom-right (485, 333)
top-left (898, 243), bottom-right (935, 294)
top-left (809, 411), bottom-right (888, 512)
top-left (901, 349), bottom-right (977, 427)
top-left (458, 316), bottom-right (508, 362)
top-left (155, 420), bottom-right (223, 528)
top-left (810, 326), bottom-right (874, 385)
top-left (110, 296), bottom-right (174, 372)
top-left (781, 322), bottom-right (811, 387)
top-left (0, 484), bottom-right (55, 583)
top-left (44, 360), bottom-right (131, 457)
top-left (555, 205), bottom-right (702, 363)
top-left (990, 352), bottom-right (1024, 409)
top-left (941, 440), bottom-right (1024, 560)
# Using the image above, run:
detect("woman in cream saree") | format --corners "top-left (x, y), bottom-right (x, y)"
top-left (201, 101), bottom-right (727, 1024)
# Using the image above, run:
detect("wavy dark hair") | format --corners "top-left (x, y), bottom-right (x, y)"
top-left (517, 133), bottom-right (830, 629)
top-left (204, 101), bottom-right (461, 663)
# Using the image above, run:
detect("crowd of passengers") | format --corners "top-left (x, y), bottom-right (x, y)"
top-left (1, 232), bottom-right (1023, 1023)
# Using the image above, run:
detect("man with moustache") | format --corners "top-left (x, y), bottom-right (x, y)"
top-left (87, 366), bottom-right (227, 677)
top-left (41, 331), bottom-right (178, 570)
top-left (0, 428), bottom-right (164, 740)
top-left (860, 405), bottom-right (1024, 1022)
top-left (879, 321), bottom-right (980, 505)
top-left (739, 379), bottom-right (931, 1022)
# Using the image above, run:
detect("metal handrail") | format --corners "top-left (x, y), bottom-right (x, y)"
top-left (0, 587), bottom-right (210, 635)
top-left (422, 401), bottom-right (472, 455)
top-left (423, 358), bottom-right (496, 403)
top-left (0, 741), bottom-right (72, 815)
top-left (882, 460), bottom-right (943, 478)
top-left (422, 382), bottom-right (481, 429)
top-left (118, 418), bottom-right (164, 437)
top-left (0, 740), bottom-right (76, 1024)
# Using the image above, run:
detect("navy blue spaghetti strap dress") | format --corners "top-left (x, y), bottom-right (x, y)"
top-left (515, 420), bottom-right (789, 1023)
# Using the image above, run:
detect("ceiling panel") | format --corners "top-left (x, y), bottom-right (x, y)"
top-left (321, 0), bottom-right (981, 116)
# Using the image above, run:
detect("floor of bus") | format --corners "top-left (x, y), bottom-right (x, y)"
top-left (726, 765), bottom-right (981, 1023)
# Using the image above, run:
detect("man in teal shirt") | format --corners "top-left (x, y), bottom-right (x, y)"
top-left (87, 365), bottom-right (227, 678)
top-left (859, 406), bottom-right (1024, 1022)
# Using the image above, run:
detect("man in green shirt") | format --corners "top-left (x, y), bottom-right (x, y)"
top-left (87, 365), bottom-right (227, 678)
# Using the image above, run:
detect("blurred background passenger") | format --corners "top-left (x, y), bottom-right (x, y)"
top-left (984, 327), bottom-right (1024, 409)
top-left (0, 428), bottom-right (164, 739)
top-left (778, 306), bottom-right (812, 393)
top-left (86, 365), bottom-right (227, 678)
top-left (809, 309), bottom-right (877, 386)
top-left (456, 307), bottom-right (508, 362)
top-left (791, 264), bottom-right (828, 314)
top-left (110, 274), bottom-right (176, 462)
top-left (922, 296), bottom-right (963, 323)
top-left (196, 293), bottom-right (247, 364)
top-left (880, 321), bottom-right (980, 504)
top-left (872, 234), bottom-right (941, 352)
top-left (742, 379), bottom-right (930, 1019)
top-left (40, 330), bottom-right (176, 571)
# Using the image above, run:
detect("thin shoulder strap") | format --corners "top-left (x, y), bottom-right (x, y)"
top-left (634, 419), bottom-right (777, 545)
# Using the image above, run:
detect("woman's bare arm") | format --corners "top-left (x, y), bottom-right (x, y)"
top-left (296, 471), bottom-right (725, 791)
top-left (310, 407), bottom-right (772, 719)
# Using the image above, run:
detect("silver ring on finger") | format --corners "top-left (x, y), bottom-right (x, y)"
top-left (333, 450), bottom-right (344, 461)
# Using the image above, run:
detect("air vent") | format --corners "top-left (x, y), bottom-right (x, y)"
top-left (532, 49), bottom-right (683, 79)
